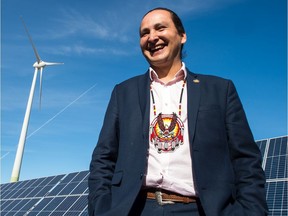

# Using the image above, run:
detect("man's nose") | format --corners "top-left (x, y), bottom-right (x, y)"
top-left (148, 30), bottom-right (159, 42)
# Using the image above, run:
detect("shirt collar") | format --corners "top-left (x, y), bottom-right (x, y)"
top-left (149, 62), bottom-right (187, 85)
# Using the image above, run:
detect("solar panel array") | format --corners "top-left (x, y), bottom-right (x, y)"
top-left (1, 136), bottom-right (287, 215)
top-left (1, 171), bottom-right (89, 215)
top-left (256, 135), bottom-right (288, 216)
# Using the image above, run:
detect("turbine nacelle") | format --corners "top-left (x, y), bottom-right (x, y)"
top-left (33, 61), bottom-right (63, 68)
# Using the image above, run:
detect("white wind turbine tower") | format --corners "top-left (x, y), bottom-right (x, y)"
top-left (10, 18), bottom-right (63, 182)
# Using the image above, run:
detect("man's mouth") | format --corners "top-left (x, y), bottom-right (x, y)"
top-left (149, 44), bottom-right (166, 53)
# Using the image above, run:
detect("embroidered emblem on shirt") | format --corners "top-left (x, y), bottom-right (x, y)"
top-left (150, 113), bottom-right (184, 153)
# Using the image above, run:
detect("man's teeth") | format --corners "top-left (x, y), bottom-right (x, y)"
top-left (151, 45), bottom-right (164, 51)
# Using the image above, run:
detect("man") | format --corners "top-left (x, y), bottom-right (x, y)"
top-left (88, 8), bottom-right (268, 216)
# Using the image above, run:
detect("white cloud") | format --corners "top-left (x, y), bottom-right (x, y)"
top-left (44, 44), bottom-right (132, 57)
top-left (47, 8), bottom-right (130, 42)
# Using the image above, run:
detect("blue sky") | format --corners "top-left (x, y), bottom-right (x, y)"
top-left (1, 0), bottom-right (287, 183)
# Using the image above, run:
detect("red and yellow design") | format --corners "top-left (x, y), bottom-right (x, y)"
top-left (150, 113), bottom-right (184, 153)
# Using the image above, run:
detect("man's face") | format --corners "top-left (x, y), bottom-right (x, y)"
top-left (139, 10), bottom-right (186, 68)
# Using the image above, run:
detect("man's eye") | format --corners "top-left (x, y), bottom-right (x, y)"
top-left (140, 32), bottom-right (149, 37)
top-left (157, 26), bottom-right (166, 31)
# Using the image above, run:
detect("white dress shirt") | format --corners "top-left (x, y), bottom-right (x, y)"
top-left (144, 63), bottom-right (196, 196)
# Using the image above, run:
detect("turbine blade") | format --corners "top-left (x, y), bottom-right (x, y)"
top-left (45, 62), bottom-right (64, 66)
top-left (20, 17), bottom-right (41, 63)
top-left (39, 67), bottom-right (43, 110)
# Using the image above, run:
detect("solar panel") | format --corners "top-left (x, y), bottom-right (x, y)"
top-left (0, 172), bottom-right (88, 215)
top-left (256, 135), bottom-right (288, 216)
top-left (1, 136), bottom-right (287, 215)
top-left (28, 171), bottom-right (89, 215)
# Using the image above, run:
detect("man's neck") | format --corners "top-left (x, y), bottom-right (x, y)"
top-left (151, 61), bottom-right (183, 83)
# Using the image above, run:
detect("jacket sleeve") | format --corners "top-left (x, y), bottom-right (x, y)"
top-left (224, 80), bottom-right (268, 215)
top-left (88, 86), bottom-right (119, 216)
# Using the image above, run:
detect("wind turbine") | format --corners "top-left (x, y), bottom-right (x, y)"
top-left (10, 18), bottom-right (63, 183)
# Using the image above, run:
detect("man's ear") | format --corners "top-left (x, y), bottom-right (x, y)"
top-left (181, 33), bottom-right (187, 44)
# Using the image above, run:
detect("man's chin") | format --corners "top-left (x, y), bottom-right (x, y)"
top-left (148, 60), bottom-right (170, 69)
top-left (146, 55), bottom-right (167, 64)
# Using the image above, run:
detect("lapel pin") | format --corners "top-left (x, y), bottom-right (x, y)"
top-left (193, 79), bottom-right (200, 83)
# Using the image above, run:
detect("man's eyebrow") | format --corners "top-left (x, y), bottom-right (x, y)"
top-left (140, 27), bottom-right (149, 32)
top-left (154, 23), bottom-right (166, 28)
top-left (140, 22), bottom-right (167, 31)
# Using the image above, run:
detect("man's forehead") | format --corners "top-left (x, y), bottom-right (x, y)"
top-left (142, 9), bottom-right (171, 21)
top-left (140, 10), bottom-right (172, 28)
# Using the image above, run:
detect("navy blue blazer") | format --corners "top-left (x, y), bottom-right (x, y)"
top-left (88, 69), bottom-right (268, 216)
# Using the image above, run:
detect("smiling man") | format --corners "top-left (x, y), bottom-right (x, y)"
top-left (139, 9), bottom-right (186, 83)
top-left (88, 8), bottom-right (268, 216)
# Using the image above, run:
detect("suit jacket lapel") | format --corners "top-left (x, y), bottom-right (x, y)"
top-left (186, 71), bottom-right (201, 150)
top-left (138, 72), bottom-right (151, 139)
